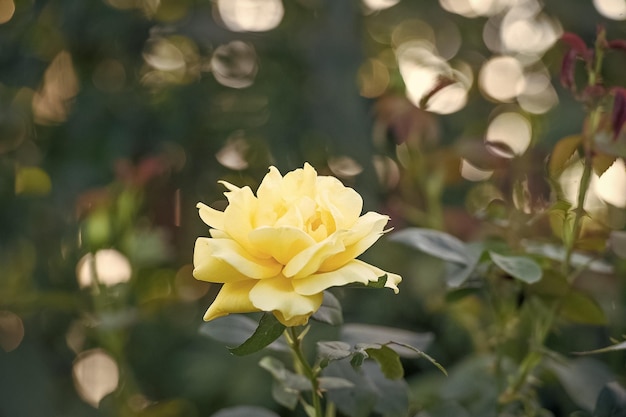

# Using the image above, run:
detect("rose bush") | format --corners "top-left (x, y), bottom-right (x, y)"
top-left (193, 163), bottom-right (401, 326)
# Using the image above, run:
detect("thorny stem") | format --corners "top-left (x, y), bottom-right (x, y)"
top-left (562, 107), bottom-right (600, 277)
top-left (502, 33), bottom-right (608, 408)
top-left (287, 327), bottom-right (323, 417)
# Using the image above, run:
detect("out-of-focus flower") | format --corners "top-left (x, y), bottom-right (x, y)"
top-left (193, 163), bottom-right (401, 326)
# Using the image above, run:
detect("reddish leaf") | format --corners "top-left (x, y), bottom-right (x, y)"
top-left (611, 88), bottom-right (626, 140)
top-left (560, 49), bottom-right (578, 90)
top-left (561, 32), bottom-right (588, 54)
top-left (608, 39), bottom-right (626, 52)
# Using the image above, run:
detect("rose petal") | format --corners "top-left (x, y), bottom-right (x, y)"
top-left (292, 259), bottom-right (378, 295)
top-left (256, 166), bottom-right (283, 203)
top-left (316, 176), bottom-right (363, 230)
top-left (319, 212), bottom-right (389, 272)
top-left (197, 202), bottom-right (224, 230)
top-left (221, 186), bottom-right (269, 258)
top-left (281, 163), bottom-right (318, 202)
top-left (193, 238), bottom-right (250, 283)
top-left (283, 234), bottom-right (346, 278)
top-left (249, 276), bottom-right (323, 324)
top-left (248, 226), bottom-right (316, 265)
top-left (203, 280), bottom-right (259, 321)
top-left (293, 259), bottom-right (401, 295)
top-left (210, 239), bottom-right (282, 279)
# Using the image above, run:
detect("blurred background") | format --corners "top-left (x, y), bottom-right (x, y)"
top-left (1, 0), bottom-right (625, 416)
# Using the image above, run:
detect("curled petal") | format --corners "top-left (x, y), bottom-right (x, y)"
top-left (218, 180), bottom-right (241, 192)
top-left (193, 238), bottom-right (250, 283)
top-left (248, 226), bottom-right (316, 265)
top-left (293, 259), bottom-right (402, 295)
top-left (283, 234), bottom-right (346, 278)
top-left (249, 276), bottom-right (323, 326)
top-left (316, 176), bottom-right (363, 231)
top-left (210, 239), bottom-right (282, 279)
top-left (319, 212), bottom-right (390, 272)
top-left (197, 202), bottom-right (224, 230)
top-left (203, 281), bottom-right (259, 321)
top-left (293, 259), bottom-right (380, 295)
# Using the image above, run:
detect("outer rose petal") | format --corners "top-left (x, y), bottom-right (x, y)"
top-left (319, 212), bottom-right (389, 272)
top-left (249, 276), bottom-right (324, 326)
top-left (283, 233), bottom-right (346, 279)
top-left (203, 280), bottom-right (259, 321)
top-left (210, 239), bottom-right (282, 278)
top-left (197, 202), bottom-right (224, 230)
top-left (248, 226), bottom-right (316, 265)
top-left (221, 186), bottom-right (268, 259)
top-left (193, 238), bottom-right (250, 283)
top-left (292, 259), bottom-right (378, 295)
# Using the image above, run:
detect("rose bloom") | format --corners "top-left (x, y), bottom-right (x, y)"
top-left (193, 163), bottom-right (401, 326)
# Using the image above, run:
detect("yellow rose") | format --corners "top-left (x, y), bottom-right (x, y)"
top-left (193, 163), bottom-right (401, 326)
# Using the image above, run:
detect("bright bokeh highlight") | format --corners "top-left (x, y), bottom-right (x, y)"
top-left (76, 249), bottom-right (132, 288)
top-left (593, 0), bottom-right (626, 20)
top-left (486, 112), bottom-right (532, 157)
top-left (73, 349), bottom-right (120, 407)
top-left (217, 0), bottom-right (284, 32)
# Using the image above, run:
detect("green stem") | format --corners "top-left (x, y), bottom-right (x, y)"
top-left (288, 327), bottom-right (323, 417)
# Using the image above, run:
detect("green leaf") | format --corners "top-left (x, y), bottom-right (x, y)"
top-left (364, 345), bottom-right (404, 379)
top-left (594, 382), bottom-right (626, 417)
top-left (341, 323), bottom-right (433, 357)
top-left (324, 359), bottom-right (408, 417)
top-left (546, 357), bottom-right (615, 412)
top-left (228, 313), bottom-right (286, 356)
top-left (199, 315), bottom-right (287, 352)
top-left (350, 349), bottom-right (367, 368)
top-left (311, 291), bottom-right (343, 325)
top-left (317, 341), bottom-right (352, 368)
top-left (318, 376), bottom-right (354, 390)
top-left (386, 341), bottom-right (447, 376)
top-left (390, 228), bottom-right (470, 265)
top-left (259, 356), bottom-right (311, 391)
top-left (560, 291), bottom-right (607, 325)
top-left (444, 243), bottom-right (484, 287)
top-left (210, 406), bottom-right (280, 417)
top-left (575, 340), bottom-right (626, 355)
top-left (488, 251), bottom-right (542, 284)
top-left (270, 381), bottom-right (299, 410)
top-left (549, 135), bottom-right (582, 178)
top-left (260, 355), bottom-right (309, 409)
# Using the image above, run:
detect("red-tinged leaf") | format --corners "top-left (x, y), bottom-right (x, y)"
top-left (611, 88), bottom-right (626, 140)
top-left (608, 39), bottom-right (626, 52)
top-left (560, 49), bottom-right (578, 90)
top-left (561, 32), bottom-right (588, 54)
